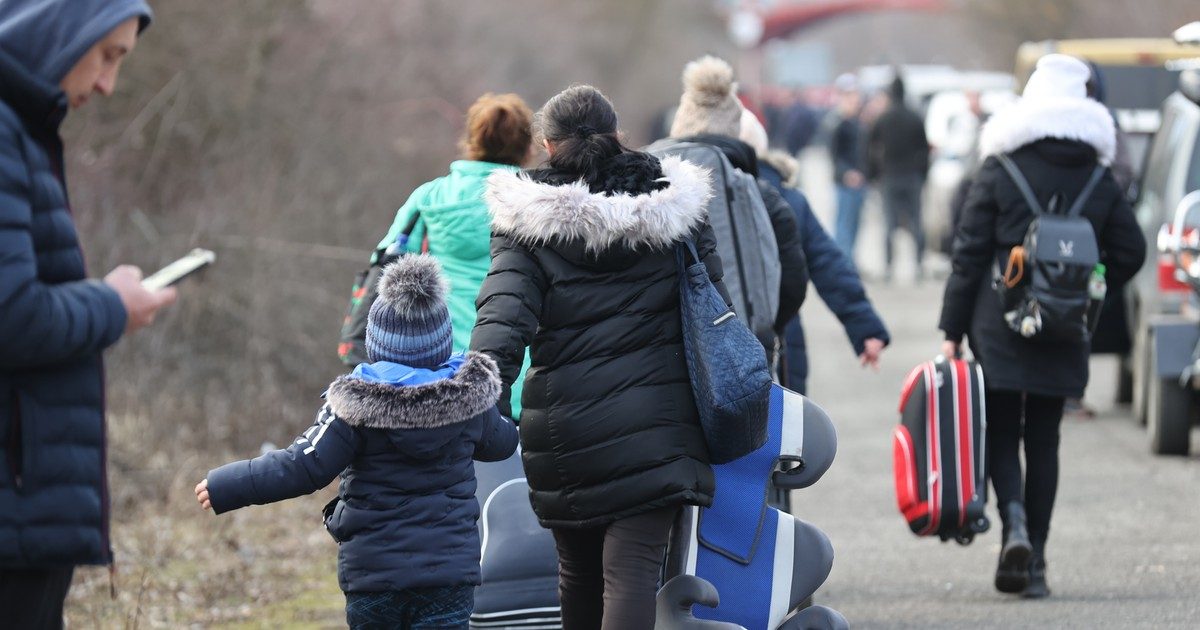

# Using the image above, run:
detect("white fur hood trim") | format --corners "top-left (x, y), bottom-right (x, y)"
top-left (979, 97), bottom-right (1115, 165)
top-left (484, 155), bottom-right (713, 252)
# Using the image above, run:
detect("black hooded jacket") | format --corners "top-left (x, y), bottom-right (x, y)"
top-left (939, 135), bottom-right (1145, 397)
top-left (677, 133), bottom-right (809, 330)
top-left (470, 152), bottom-right (719, 528)
top-left (867, 79), bottom-right (930, 180)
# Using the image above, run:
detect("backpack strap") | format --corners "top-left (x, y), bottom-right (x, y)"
top-left (1065, 165), bottom-right (1107, 218)
top-left (996, 154), bottom-right (1044, 215)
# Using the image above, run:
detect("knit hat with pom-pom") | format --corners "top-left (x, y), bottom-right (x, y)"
top-left (670, 55), bottom-right (744, 139)
top-left (366, 255), bottom-right (453, 368)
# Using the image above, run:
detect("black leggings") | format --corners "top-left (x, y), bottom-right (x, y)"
top-left (551, 506), bottom-right (677, 630)
top-left (986, 389), bottom-right (1065, 548)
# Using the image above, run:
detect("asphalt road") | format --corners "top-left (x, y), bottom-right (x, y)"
top-left (789, 155), bottom-right (1200, 628)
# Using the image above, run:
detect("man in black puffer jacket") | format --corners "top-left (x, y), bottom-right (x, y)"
top-left (666, 56), bottom-right (809, 345)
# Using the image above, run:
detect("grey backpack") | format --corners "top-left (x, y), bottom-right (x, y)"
top-left (995, 154), bottom-right (1106, 343)
top-left (646, 140), bottom-right (781, 347)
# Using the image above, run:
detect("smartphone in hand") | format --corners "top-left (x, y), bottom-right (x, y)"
top-left (142, 248), bottom-right (216, 291)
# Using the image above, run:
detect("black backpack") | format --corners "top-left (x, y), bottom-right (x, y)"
top-left (994, 154), bottom-right (1106, 343)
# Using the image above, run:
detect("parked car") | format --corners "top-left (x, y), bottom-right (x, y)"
top-left (1127, 27), bottom-right (1200, 454)
top-left (1139, 189), bottom-right (1200, 455)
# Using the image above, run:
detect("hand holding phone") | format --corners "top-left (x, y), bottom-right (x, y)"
top-left (105, 265), bottom-right (177, 334)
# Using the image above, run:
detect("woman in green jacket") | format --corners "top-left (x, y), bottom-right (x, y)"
top-left (377, 93), bottom-right (534, 416)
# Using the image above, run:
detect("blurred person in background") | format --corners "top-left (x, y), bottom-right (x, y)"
top-left (868, 73), bottom-right (931, 281)
top-left (375, 93), bottom-right (534, 418)
top-left (0, 1), bottom-right (174, 627)
top-left (830, 73), bottom-right (869, 259)
top-left (1069, 61), bottom-right (1138, 418)
top-left (943, 91), bottom-right (988, 254)
top-left (471, 85), bottom-right (718, 629)
top-left (777, 90), bottom-right (821, 155)
top-left (939, 54), bottom-right (1145, 600)
top-left (1085, 61), bottom-right (1136, 195)
top-left (741, 109), bottom-right (890, 395)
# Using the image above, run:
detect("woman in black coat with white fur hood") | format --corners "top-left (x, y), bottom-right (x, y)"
top-left (470, 85), bottom-right (721, 629)
top-left (939, 54), bottom-right (1145, 599)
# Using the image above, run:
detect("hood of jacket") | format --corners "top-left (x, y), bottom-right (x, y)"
top-left (326, 351), bottom-right (500, 432)
top-left (979, 96), bottom-right (1115, 166)
top-left (759, 151), bottom-right (801, 187)
top-left (676, 133), bottom-right (760, 177)
top-left (484, 154), bottom-right (711, 254)
top-left (0, 0), bottom-right (152, 86)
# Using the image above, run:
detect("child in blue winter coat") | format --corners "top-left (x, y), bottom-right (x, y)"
top-left (195, 255), bottom-right (519, 629)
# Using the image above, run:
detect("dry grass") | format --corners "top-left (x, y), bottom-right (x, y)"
top-left (65, 414), bottom-right (344, 629)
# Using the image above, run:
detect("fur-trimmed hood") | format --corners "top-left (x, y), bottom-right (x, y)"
top-left (761, 150), bottom-right (801, 187)
top-left (979, 97), bottom-right (1115, 165)
top-left (326, 352), bottom-right (501, 429)
top-left (484, 155), bottom-right (712, 252)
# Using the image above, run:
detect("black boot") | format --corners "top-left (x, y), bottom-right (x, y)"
top-left (994, 501), bottom-right (1032, 593)
top-left (1023, 543), bottom-right (1050, 599)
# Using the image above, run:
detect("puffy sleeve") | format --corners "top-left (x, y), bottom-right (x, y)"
top-left (0, 123), bottom-right (126, 369)
top-left (939, 157), bottom-right (1001, 342)
top-left (470, 235), bottom-right (548, 418)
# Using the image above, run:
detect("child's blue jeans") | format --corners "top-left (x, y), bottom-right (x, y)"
top-left (345, 584), bottom-right (473, 629)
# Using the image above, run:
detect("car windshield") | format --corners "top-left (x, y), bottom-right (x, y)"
top-left (1099, 65), bottom-right (1182, 110)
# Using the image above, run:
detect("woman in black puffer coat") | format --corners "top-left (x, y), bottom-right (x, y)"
top-left (470, 85), bottom-right (721, 629)
top-left (939, 55), bottom-right (1145, 600)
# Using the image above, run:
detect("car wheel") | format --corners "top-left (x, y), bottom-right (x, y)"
top-left (1148, 340), bottom-right (1193, 456)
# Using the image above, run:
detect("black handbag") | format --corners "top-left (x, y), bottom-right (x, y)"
top-left (676, 239), bottom-right (771, 464)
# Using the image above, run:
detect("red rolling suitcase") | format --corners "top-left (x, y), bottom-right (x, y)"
top-left (894, 357), bottom-right (990, 544)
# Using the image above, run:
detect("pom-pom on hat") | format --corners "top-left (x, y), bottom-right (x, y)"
top-left (670, 55), bottom-right (744, 139)
top-left (366, 255), bottom-right (454, 368)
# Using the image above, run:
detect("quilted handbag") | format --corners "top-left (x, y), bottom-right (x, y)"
top-left (677, 238), bottom-right (771, 464)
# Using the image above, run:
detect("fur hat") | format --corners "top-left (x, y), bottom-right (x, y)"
top-left (366, 255), bottom-right (453, 368)
top-left (670, 55), bottom-right (744, 139)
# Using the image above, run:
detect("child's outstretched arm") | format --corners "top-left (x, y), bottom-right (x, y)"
top-left (198, 405), bottom-right (361, 514)
top-left (473, 407), bottom-right (518, 463)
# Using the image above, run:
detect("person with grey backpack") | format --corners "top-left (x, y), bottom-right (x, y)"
top-left (647, 56), bottom-right (809, 360)
top-left (938, 54), bottom-right (1145, 599)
